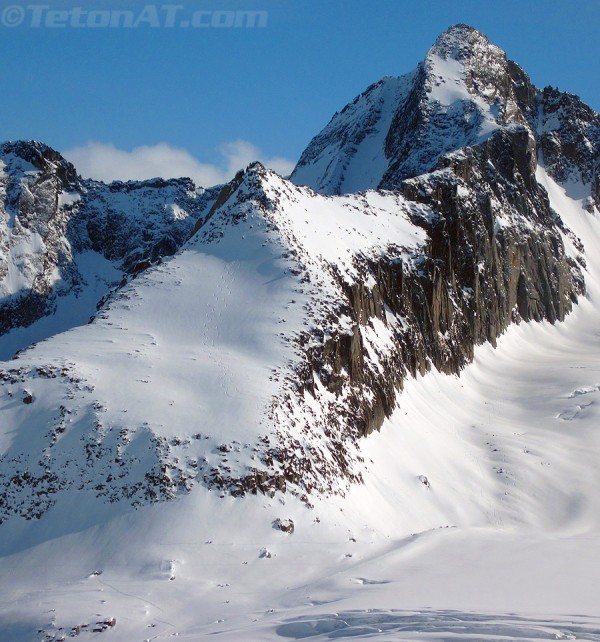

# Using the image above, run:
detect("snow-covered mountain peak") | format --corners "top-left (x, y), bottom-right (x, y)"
top-left (291, 24), bottom-right (547, 194)
top-left (424, 24), bottom-right (512, 111)
top-left (428, 24), bottom-right (497, 63)
top-left (1, 26), bottom-right (600, 641)
top-left (226, 161), bottom-right (287, 203)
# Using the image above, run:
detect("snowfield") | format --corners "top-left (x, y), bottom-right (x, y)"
top-left (0, 168), bottom-right (599, 641)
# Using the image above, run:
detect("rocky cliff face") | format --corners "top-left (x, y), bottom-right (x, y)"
top-left (287, 24), bottom-right (594, 442)
top-left (380, 25), bottom-right (531, 187)
top-left (291, 126), bottom-right (584, 447)
top-left (539, 87), bottom-right (600, 196)
top-left (0, 142), bottom-right (79, 334)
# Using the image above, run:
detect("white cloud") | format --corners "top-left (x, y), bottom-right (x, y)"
top-left (63, 140), bottom-right (296, 187)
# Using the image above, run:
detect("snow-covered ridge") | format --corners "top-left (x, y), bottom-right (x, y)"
top-left (0, 126), bottom-right (585, 526)
top-left (0, 24), bottom-right (593, 517)
top-left (289, 72), bottom-right (417, 195)
top-left (0, 162), bottom-right (598, 642)
top-left (0, 164), bottom-right (433, 524)
top-left (0, 22), bottom-right (593, 517)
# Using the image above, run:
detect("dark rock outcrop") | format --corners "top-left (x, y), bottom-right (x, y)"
top-left (539, 86), bottom-right (600, 194)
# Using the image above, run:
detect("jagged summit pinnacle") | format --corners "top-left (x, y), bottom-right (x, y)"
top-left (423, 23), bottom-right (514, 114)
top-left (245, 160), bottom-right (267, 173)
top-left (1, 138), bottom-right (61, 158)
top-left (428, 24), bottom-right (497, 61)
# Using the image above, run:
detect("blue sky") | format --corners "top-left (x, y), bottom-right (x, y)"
top-left (1, 0), bottom-right (598, 185)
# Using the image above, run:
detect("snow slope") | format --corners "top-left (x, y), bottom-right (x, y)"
top-left (0, 165), bottom-right (599, 640)
top-left (0, 250), bottom-right (121, 361)
top-left (0, 165), bottom-right (432, 533)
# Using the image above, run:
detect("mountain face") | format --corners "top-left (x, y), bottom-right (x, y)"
top-left (0, 25), bottom-right (597, 522)
top-left (291, 24), bottom-right (599, 197)
top-left (0, 140), bottom-right (219, 344)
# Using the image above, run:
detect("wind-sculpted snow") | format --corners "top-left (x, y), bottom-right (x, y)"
top-left (276, 610), bottom-right (600, 640)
